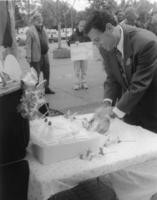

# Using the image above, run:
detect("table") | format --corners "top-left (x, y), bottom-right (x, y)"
top-left (0, 82), bottom-right (29, 164)
top-left (0, 81), bottom-right (20, 97)
top-left (28, 116), bottom-right (157, 200)
top-left (0, 82), bottom-right (30, 200)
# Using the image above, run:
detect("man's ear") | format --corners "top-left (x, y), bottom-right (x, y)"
top-left (105, 23), bottom-right (114, 33)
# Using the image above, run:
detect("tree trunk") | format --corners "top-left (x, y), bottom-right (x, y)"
top-left (8, 0), bottom-right (18, 58)
top-left (57, 0), bottom-right (62, 49)
top-left (0, 0), bottom-right (18, 60)
top-left (58, 21), bottom-right (62, 49)
top-left (71, 8), bottom-right (74, 33)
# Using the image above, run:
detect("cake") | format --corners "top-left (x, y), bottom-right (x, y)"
top-left (29, 115), bottom-right (105, 164)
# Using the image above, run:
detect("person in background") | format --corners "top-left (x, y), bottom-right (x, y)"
top-left (116, 10), bottom-right (125, 24)
top-left (147, 12), bottom-right (157, 35)
top-left (68, 20), bottom-right (90, 90)
top-left (136, 10), bottom-right (149, 29)
top-left (26, 12), bottom-right (55, 94)
top-left (121, 7), bottom-right (138, 26)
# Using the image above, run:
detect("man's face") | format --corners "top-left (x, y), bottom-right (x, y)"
top-left (78, 20), bottom-right (86, 32)
top-left (88, 25), bottom-right (116, 51)
top-left (34, 15), bottom-right (43, 28)
top-left (117, 12), bottom-right (125, 22)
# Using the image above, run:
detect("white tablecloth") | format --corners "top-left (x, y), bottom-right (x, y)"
top-left (28, 115), bottom-right (157, 200)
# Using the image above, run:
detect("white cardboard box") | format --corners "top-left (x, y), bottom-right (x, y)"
top-left (31, 135), bottom-right (102, 165)
top-left (70, 42), bottom-right (93, 61)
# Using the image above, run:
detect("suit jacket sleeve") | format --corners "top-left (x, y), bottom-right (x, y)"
top-left (117, 41), bottom-right (157, 113)
top-left (99, 47), bottom-right (122, 105)
top-left (25, 29), bottom-right (32, 61)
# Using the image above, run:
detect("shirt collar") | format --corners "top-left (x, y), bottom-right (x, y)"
top-left (117, 25), bottom-right (124, 58)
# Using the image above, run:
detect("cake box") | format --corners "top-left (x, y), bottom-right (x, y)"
top-left (30, 116), bottom-right (104, 164)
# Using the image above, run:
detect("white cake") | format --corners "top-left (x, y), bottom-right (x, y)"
top-left (30, 116), bottom-right (105, 164)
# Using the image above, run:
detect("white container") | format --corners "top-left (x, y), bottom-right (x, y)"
top-left (31, 135), bottom-right (102, 165)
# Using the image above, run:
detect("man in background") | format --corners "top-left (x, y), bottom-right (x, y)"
top-left (116, 10), bottom-right (125, 24)
top-left (121, 7), bottom-right (138, 26)
top-left (26, 12), bottom-right (55, 94)
top-left (147, 12), bottom-right (157, 35)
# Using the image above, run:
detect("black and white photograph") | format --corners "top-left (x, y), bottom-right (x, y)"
top-left (1, 0), bottom-right (157, 200)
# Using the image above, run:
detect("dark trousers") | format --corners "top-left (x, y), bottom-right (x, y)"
top-left (31, 53), bottom-right (50, 88)
top-left (0, 160), bottom-right (29, 200)
top-left (49, 178), bottom-right (117, 200)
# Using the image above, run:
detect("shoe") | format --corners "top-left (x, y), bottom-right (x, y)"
top-left (45, 88), bottom-right (55, 94)
top-left (73, 84), bottom-right (80, 90)
top-left (82, 83), bottom-right (88, 89)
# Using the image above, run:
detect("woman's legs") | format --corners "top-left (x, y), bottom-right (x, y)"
top-left (80, 60), bottom-right (88, 89)
top-left (73, 60), bottom-right (81, 90)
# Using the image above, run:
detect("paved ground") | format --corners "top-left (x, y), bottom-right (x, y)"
top-left (18, 41), bottom-right (106, 114)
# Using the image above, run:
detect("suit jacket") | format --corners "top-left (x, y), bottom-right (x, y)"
top-left (100, 25), bottom-right (157, 133)
top-left (26, 25), bottom-right (48, 62)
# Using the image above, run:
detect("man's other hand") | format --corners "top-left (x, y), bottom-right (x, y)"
top-left (94, 106), bottom-right (112, 121)
top-left (90, 116), bottom-right (110, 135)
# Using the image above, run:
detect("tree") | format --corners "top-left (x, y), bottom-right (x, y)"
top-left (41, 0), bottom-right (75, 48)
top-left (40, 0), bottom-right (57, 29)
top-left (41, 0), bottom-right (75, 28)
top-left (15, 0), bottom-right (41, 25)
top-left (15, 4), bottom-right (27, 30)
top-left (88, 0), bottom-right (118, 14)
top-left (75, 11), bottom-right (87, 24)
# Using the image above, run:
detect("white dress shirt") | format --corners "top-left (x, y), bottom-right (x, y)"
top-left (104, 25), bottom-right (125, 118)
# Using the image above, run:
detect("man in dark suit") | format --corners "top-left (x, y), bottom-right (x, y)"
top-left (85, 10), bottom-right (157, 133)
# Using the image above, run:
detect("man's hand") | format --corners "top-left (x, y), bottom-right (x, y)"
top-left (90, 116), bottom-right (110, 135)
top-left (89, 103), bottom-right (118, 134)
top-left (94, 106), bottom-right (112, 121)
top-left (103, 100), bottom-right (112, 108)
top-left (88, 105), bottom-right (112, 134)
top-left (109, 110), bottom-right (117, 119)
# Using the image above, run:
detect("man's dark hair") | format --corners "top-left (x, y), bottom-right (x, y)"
top-left (84, 10), bottom-right (117, 34)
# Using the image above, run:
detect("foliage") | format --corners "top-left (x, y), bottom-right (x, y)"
top-left (15, 0), bottom-right (77, 29)
top-left (40, 0), bottom-right (75, 29)
top-left (15, 4), bottom-right (27, 29)
top-left (88, 0), bottom-right (118, 14)
top-left (15, 0), bottom-right (41, 28)
top-left (14, 0), bottom-right (157, 31)
top-left (87, 0), bottom-right (157, 26)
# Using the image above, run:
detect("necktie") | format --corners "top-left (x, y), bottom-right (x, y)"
top-left (114, 48), bottom-right (128, 87)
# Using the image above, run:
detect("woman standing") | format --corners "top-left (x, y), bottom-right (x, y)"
top-left (68, 20), bottom-right (90, 90)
